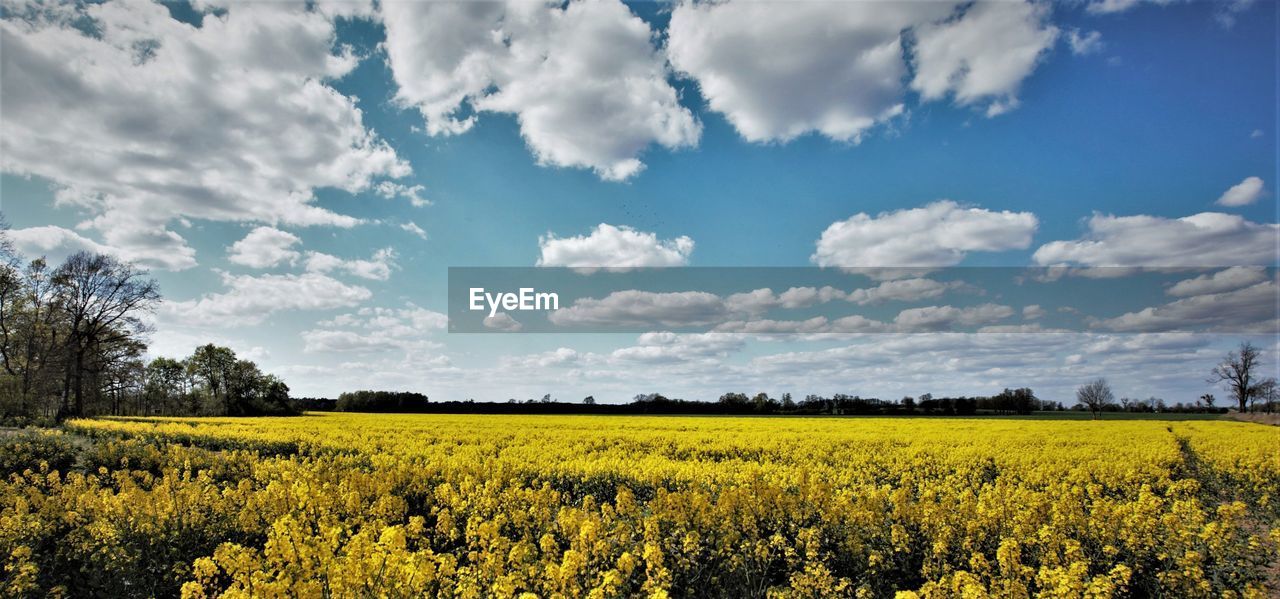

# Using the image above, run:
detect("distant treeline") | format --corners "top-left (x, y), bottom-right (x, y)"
top-left (334, 390), bottom-right (431, 413)
top-left (296, 388), bottom-right (1086, 416)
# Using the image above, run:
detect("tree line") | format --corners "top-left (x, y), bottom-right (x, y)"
top-left (1075, 341), bottom-right (1276, 419)
top-left (0, 223), bottom-right (294, 423)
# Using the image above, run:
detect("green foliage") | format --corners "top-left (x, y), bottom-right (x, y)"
top-left (335, 390), bottom-right (430, 413)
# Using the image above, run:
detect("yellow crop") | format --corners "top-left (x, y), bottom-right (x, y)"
top-left (1, 414), bottom-right (1276, 597)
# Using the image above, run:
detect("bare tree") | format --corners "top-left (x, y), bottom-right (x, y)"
top-left (1249, 377), bottom-right (1277, 413)
top-left (1076, 378), bottom-right (1113, 419)
top-left (1209, 342), bottom-right (1261, 413)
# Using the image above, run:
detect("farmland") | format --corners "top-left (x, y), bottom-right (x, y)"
top-left (2, 414), bottom-right (1278, 597)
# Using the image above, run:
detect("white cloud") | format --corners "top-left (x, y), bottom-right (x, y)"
top-left (375, 181), bottom-right (429, 207)
top-left (610, 332), bottom-right (746, 364)
top-left (163, 272), bottom-right (372, 326)
top-left (1252, 129), bottom-right (1264, 139)
top-left (847, 278), bottom-right (965, 305)
top-left (893, 303), bottom-right (1015, 331)
top-left (483, 313), bottom-right (524, 332)
top-left (0, 1), bottom-right (408, 269)
top-left (667, 1), bottom-right (1056, 144)
top-left (227, 227), bottom-right (301, 269)
top-left (910, 1), bottom-right (1059, 117)
top-left (304, 303), bottom-right (446, 352)
top-left (538, 224), bottom-right (693, 267)
top-left (812, 200), bottom-right (1038, 267)
top-left (667, 1), bottom-right (946, 143)
top-left (1085, 0), bottom-right (1177, 15)
top-left (548, 290), bottom-right (727, 328)
top-left (399, 222), bottom-right (428, 240)
top-left (305, 247), bottom-right (397, 281)
top-left (381, 0), bottom-right (699, 181)
top-left (1066, 29), bottom-right (1104, 55)
top-left (1023, 304), bottom-right (1046, 320)
top-left (723, 286), bottom-right (847, 314)
top-left (1033, 212), bottom-right (1279, 267)
top-left (1167, 266), bottom-right (1269, 298)
top-left (1092, 279), bottom-right (1277, 332)
top-left (7, 224), bottom-right (195, 270)
top-left (1216, 176), bottom-right (1265, 207)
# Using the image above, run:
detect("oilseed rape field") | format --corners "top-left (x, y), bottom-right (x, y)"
top-left (1, 414), bottom-right (1277, 598)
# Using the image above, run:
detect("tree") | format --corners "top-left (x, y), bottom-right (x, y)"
top-left (1199, 393), bottom-right (1215, 410)
top-left (187, 344), bottom-right (236, 415)
top-left (1076, 378), bottom-right (1113, 420)
top-left (51, 252), bottom-right (160, 420)
top-left (1209, 342), bottom-right (1261, 413)
top-left (1249, 377), bottom-right (1276, 413)
top-left (582, 395), bottom-right (596, 405)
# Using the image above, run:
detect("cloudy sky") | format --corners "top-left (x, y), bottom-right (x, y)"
top-left (1, 0), bottom-right (1275, 403)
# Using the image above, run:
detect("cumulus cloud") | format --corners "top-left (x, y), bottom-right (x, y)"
top-left (381, 0), bottom-right (699, 180)
top-left (1092, 279), bottom-right (1277, 332)
top-left (667, 1), bottom-right (1056, 143)
top-left (610, 332), bottom-right (746, 364)
top-left (537, 224), bottom-right (693, 268)
top-left (303, 303), bottom-right (447, 352)
top-left (375, 181), bottom-right (429, 207)
top-left (894, 303), bottom-right (1015, 331)
top-left (910, 1), bottom-right (1059, 117)
top-left (0, 1), bottom-right (409, 269)
top-left (1167, 266), bottom-right (1269, 298)
top-left (483, 312), bottom-right (524, 332)
top-left (1033, 212), bottom-right (1279, 267)
top-left (812, 201), bottom-right (1038, 268)
top-left (163, 272), bottom-right (372, 326)
top-left (723, 286), bottom-right (846, 314)
top-left (7, 224), bottom-right (194, 270)
top-left (1216, 176), bottom-right (1265, 207)
top-left (305, 247), bottom-right (397, 281)
top-left (847, 278), bottom-right (967, 305)
top-left (548, 291), bottom-right (727, 328)
top-left (227, 227), bottom-right (302, 269)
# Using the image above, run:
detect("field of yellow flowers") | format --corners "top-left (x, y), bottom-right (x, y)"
top-left (1, 414), bottom-right (1277, 598)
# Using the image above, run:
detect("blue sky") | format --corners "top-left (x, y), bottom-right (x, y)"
top-left (1, 0), bottom-right (1276, 402)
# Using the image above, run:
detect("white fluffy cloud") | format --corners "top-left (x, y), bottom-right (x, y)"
top-left (1167, 266), bottom-right (1269, 298)
top-left (894, 303), bottom-right (1015, 331)
top-left (538, 224), bottom-right (693, 268)
top-left (1092, 279), bottom-right (1277, 332)
top-left (227, 227), bottom-right (302, 269)
top-left (1033, 212), bottom-right (1279, 267)
top-left (847, 278), bottom-right (966, 305)
top-left (0, 1), bottom-right (409, 269)
top-left (812, 201), bottom-right (1038, 267)
top-left (381, 0), bottom-right (699, 180)
top-left (305, 248), bottom-right (397, 281)
top-left (909, 1), bottom-right (1059, 117)
top-left (548, 291), bottom-right (727, 328)
top-left (1216, 176), bottom-right (1265, 207)
top-left (303, 303), bottom-right (447, 352)
top-left (667, 0), bottom-right (1056, 143)
top-left (7, 224), bottom-right (194, 270)
top-left (163, 272), bottom-right (373, 326)
top-left (483, 313), bottom-right (524, 333)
